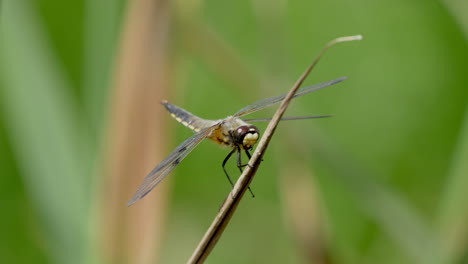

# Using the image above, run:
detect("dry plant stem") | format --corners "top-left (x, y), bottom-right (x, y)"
top-left (187, 35), bottom-right (362, 264)
top-left (100, 0), bottom-right (170, 263)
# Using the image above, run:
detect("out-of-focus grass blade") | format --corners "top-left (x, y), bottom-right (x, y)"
top-left (437, 105), bottom-right (468, 263)
top-left (441, 0), bottom-right (468, 40)
top-left (0, 2), bottom-right (88, 264)
top-left (81, 2), bottom-right (122, 262)
top-left (82, 0), bottom-right (122, 140)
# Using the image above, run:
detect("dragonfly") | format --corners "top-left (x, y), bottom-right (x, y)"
top-left (127, 76), bottom-right (347, 206)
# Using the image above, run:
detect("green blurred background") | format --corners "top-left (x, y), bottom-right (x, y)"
top-left (1, 0), bottom-right (467, 263)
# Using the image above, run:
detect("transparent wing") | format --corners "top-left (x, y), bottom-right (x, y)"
top-left (233, 77), bottom-right (347, 117)
top-left (127, 124), bottom-right (218, 206)
top-left (242, 115), bottom-right (332, 122)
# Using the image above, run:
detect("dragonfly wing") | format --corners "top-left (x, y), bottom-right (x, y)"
top-left (127, 124), bottom-right (218, 206)
top-left (242, 115), bottom-right (333, 122)
top-left (233, 77), bottom-right (347, 117)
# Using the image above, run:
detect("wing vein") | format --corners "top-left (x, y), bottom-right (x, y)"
top-left (127, 124), bottom-right (218, 206)
top-left (233, 77), bottom-right (346, 117)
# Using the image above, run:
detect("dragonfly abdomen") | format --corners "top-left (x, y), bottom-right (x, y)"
top-left (161, 100), bottom-right (215, 132)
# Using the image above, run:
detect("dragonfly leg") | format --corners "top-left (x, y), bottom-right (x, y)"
top-left (244, 150), bottom-right (253, 168)
top-left (236, 148), bottom-right (255, 198)
top-left (244, 149), bottom-right (264, 165)
top-left (222, 148), bottom-right (236, 188)
top-left (238, 149), bottom-right (252, 168)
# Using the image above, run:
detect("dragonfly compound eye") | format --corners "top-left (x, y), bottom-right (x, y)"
top-left (234, 125), bottom-right (259, 150)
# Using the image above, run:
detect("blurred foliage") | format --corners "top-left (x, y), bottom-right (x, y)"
top-left (0, 0), bottom-right (467, 264)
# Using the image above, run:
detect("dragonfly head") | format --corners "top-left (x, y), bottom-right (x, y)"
top-left (233, 125), bottom-right (259, 150)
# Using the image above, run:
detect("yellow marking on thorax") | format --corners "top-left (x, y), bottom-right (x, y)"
top-left (207, 126), bottom-right (231, 147)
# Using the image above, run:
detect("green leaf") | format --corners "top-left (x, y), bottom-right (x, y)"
top-left (0, 1), bottom-right (89, 263)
